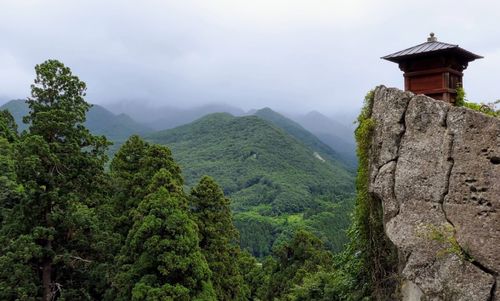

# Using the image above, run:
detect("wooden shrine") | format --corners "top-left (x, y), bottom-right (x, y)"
top-left (382, 33), bottom-right (483, 104)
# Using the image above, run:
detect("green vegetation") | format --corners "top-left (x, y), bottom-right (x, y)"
top-left (1, 59), bottom-right (372, 300)
top-left (109, 135), bottom-right (184, 237)
top-left (254, 108), bottom-right (353, 170)
top-left (190, 176), bottom-right (248, 300)
top-left (258, 91), bottom-right (396, 301)
top-left (0, 100), bottom-right (28, 130)
top-left (420, 224), bottom-right (472, 261)
top-left (111, 170), bottom-right (216, 300)
top-left (0, 110), bottom-right (18, 142)
top-left (0, 60), bottom-right (246, 300)
top-left (0, 60), bottom-right (111, 300)
top-left (261, 90), bottom-right (401, 301)
top-left (293, 111), bottom-right (357, 168)
top-left (456, 87), bottom-right (500, 117)
top-left (85, 105), bottom-right (153, 141)
top-left (344, 90), bottom-right (399, 299)
top-left (147, 112), bottom-right (355, 257)
top-left (455, 86), bottom-right (466, 107)
top-left (261, 230), bottom-right (335, 300)
top-left (276, 91), bottom-right (400, 301)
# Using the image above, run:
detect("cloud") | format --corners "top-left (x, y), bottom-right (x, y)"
top-left (0, 0), bottom-right (499, 114)
top-left (0, 50), bottom-right (33, 99)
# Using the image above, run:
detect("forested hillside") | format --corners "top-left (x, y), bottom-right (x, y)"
top-left (0, 60), bottom-right (247, 300)
top-left (147, 113), bottom-right (355, 257)
top-left (2, 98), bottom-right (357, 258)
top-left (0, 59), bottom-right (369, 300)
top-left (254, 108), bottom-right (354, 169)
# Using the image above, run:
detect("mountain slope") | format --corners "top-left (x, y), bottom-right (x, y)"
top-left (147, 113), bottom-right (355, 257)
top-left (0, 99), bottom-right (153, 141)
top-left (107, 101), bottom-right (246, 130)
top-left (85, 104), bottom-right (153, 141)
top-left (254, 107), bottom-right (354, 169)
top-left (0, 99), bottom-right (29, 130)
top-left (293, 111), bottom-right (357, 166)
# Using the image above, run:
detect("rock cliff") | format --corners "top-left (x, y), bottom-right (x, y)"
top-left (368, 86), bottom-right (499, 300)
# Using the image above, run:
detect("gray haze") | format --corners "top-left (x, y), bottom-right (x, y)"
top-left (1, 0), bottom-right (499, 117)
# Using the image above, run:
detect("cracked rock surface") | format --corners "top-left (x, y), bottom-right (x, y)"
top-left (369, 86), bottom-right (499, 300)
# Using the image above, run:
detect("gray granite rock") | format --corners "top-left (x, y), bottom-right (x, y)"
top-left (371, 160), bottom-right (398, 223)
top-left (368, 86), bottom-right (499, 300)
top-left (444, 106), bottom-right (500, 274)
top-left (370, 87), bottom-right (412, 182)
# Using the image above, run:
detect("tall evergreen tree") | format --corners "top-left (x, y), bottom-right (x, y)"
top-left (110, 135), bottom-right (183, 237)
top-left (0, 110), bottom-right (18, 142)
top-left (111, 169), bottom-right (216, 301)
top-left (0, 110), bottom-right (20, 215)
top-left (190, 176), bottom-right (248, 300)
top-left (0, 60), bottom-right (109, 300)
top-left (262, 230), bottom-right (335, 301)
top-left (237, 250), bottom-right (266, 300)
top-left (0, 111), bottom-right (38, 300)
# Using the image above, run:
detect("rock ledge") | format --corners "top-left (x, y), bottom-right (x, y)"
top-left (369, 86), bottom-right (499, 301)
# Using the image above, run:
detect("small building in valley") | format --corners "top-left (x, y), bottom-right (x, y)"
top-left (382, 33), bottom-right (482, 104)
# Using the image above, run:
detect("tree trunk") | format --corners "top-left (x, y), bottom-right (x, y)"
top-left (42, 239), bottom-right (52, 301)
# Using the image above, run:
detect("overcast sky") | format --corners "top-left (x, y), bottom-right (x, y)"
top-left (1, 0), bottom-right (499, 115)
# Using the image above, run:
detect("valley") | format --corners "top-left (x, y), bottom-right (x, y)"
top-left (1, 99), bottom-right (356, 258)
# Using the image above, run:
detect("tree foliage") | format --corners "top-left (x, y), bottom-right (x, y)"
top-left (0, 60), bottom-right (110, 300)
top-left (456, 87), bottom-right (500, 117)
top-left (258, 230), bottom-right (335, 301)
top-left (147, 112), bottom-right (355, 257)
top-left (190, 176), bottom-right (248, 300)
top-left (111, 169), bottom-right (215, 301)
top-left (334, 90), bottom-right (399, 300)
top-left (0, 59), bottom-right (363, 300)
top-left (0, 110), bottom-right (18, 142)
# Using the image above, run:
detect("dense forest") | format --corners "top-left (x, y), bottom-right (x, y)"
top-left (253, 108), bottom-right (356, 169)
top-left (2, 91), bottom-right (357, 260)
top-left (0, 60), bottom-right (374, 300)
top-left (147, 112), bottom-right (355, 257)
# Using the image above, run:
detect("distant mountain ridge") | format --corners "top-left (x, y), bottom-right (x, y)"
top-left (107, 101), bottom-right (245, 130)
top-left (254, 107), bottom-right (355, 169)
top-left (108, 99), bottom-right (357, 166)
top-left (2, 99), bottom-right (357, 167)
top-left (147, 111), bottom-right (355, 257)
top-left (0, 99), bottom-right (153, 141)
top-left (293, 110), bottom-right (357, 166)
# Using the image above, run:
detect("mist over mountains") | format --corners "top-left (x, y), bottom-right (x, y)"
top-left (1, 98), bottom-right (357, 169)
top-left (107, 101), bottom-right (246, 130)
top-left (105, 99), bottom-right (357, 164)
top-left (293, 111), bottom-right (356, 166)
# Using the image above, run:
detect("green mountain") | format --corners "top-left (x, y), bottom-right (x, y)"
top-left (147, 112), bottom-right (355, 257)
top-left (0, 99), bottom-right (29, 129)
top-left (0, 99), bottom-right (153, 142)
top-left (254, 108), bottom-right (355, 169)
